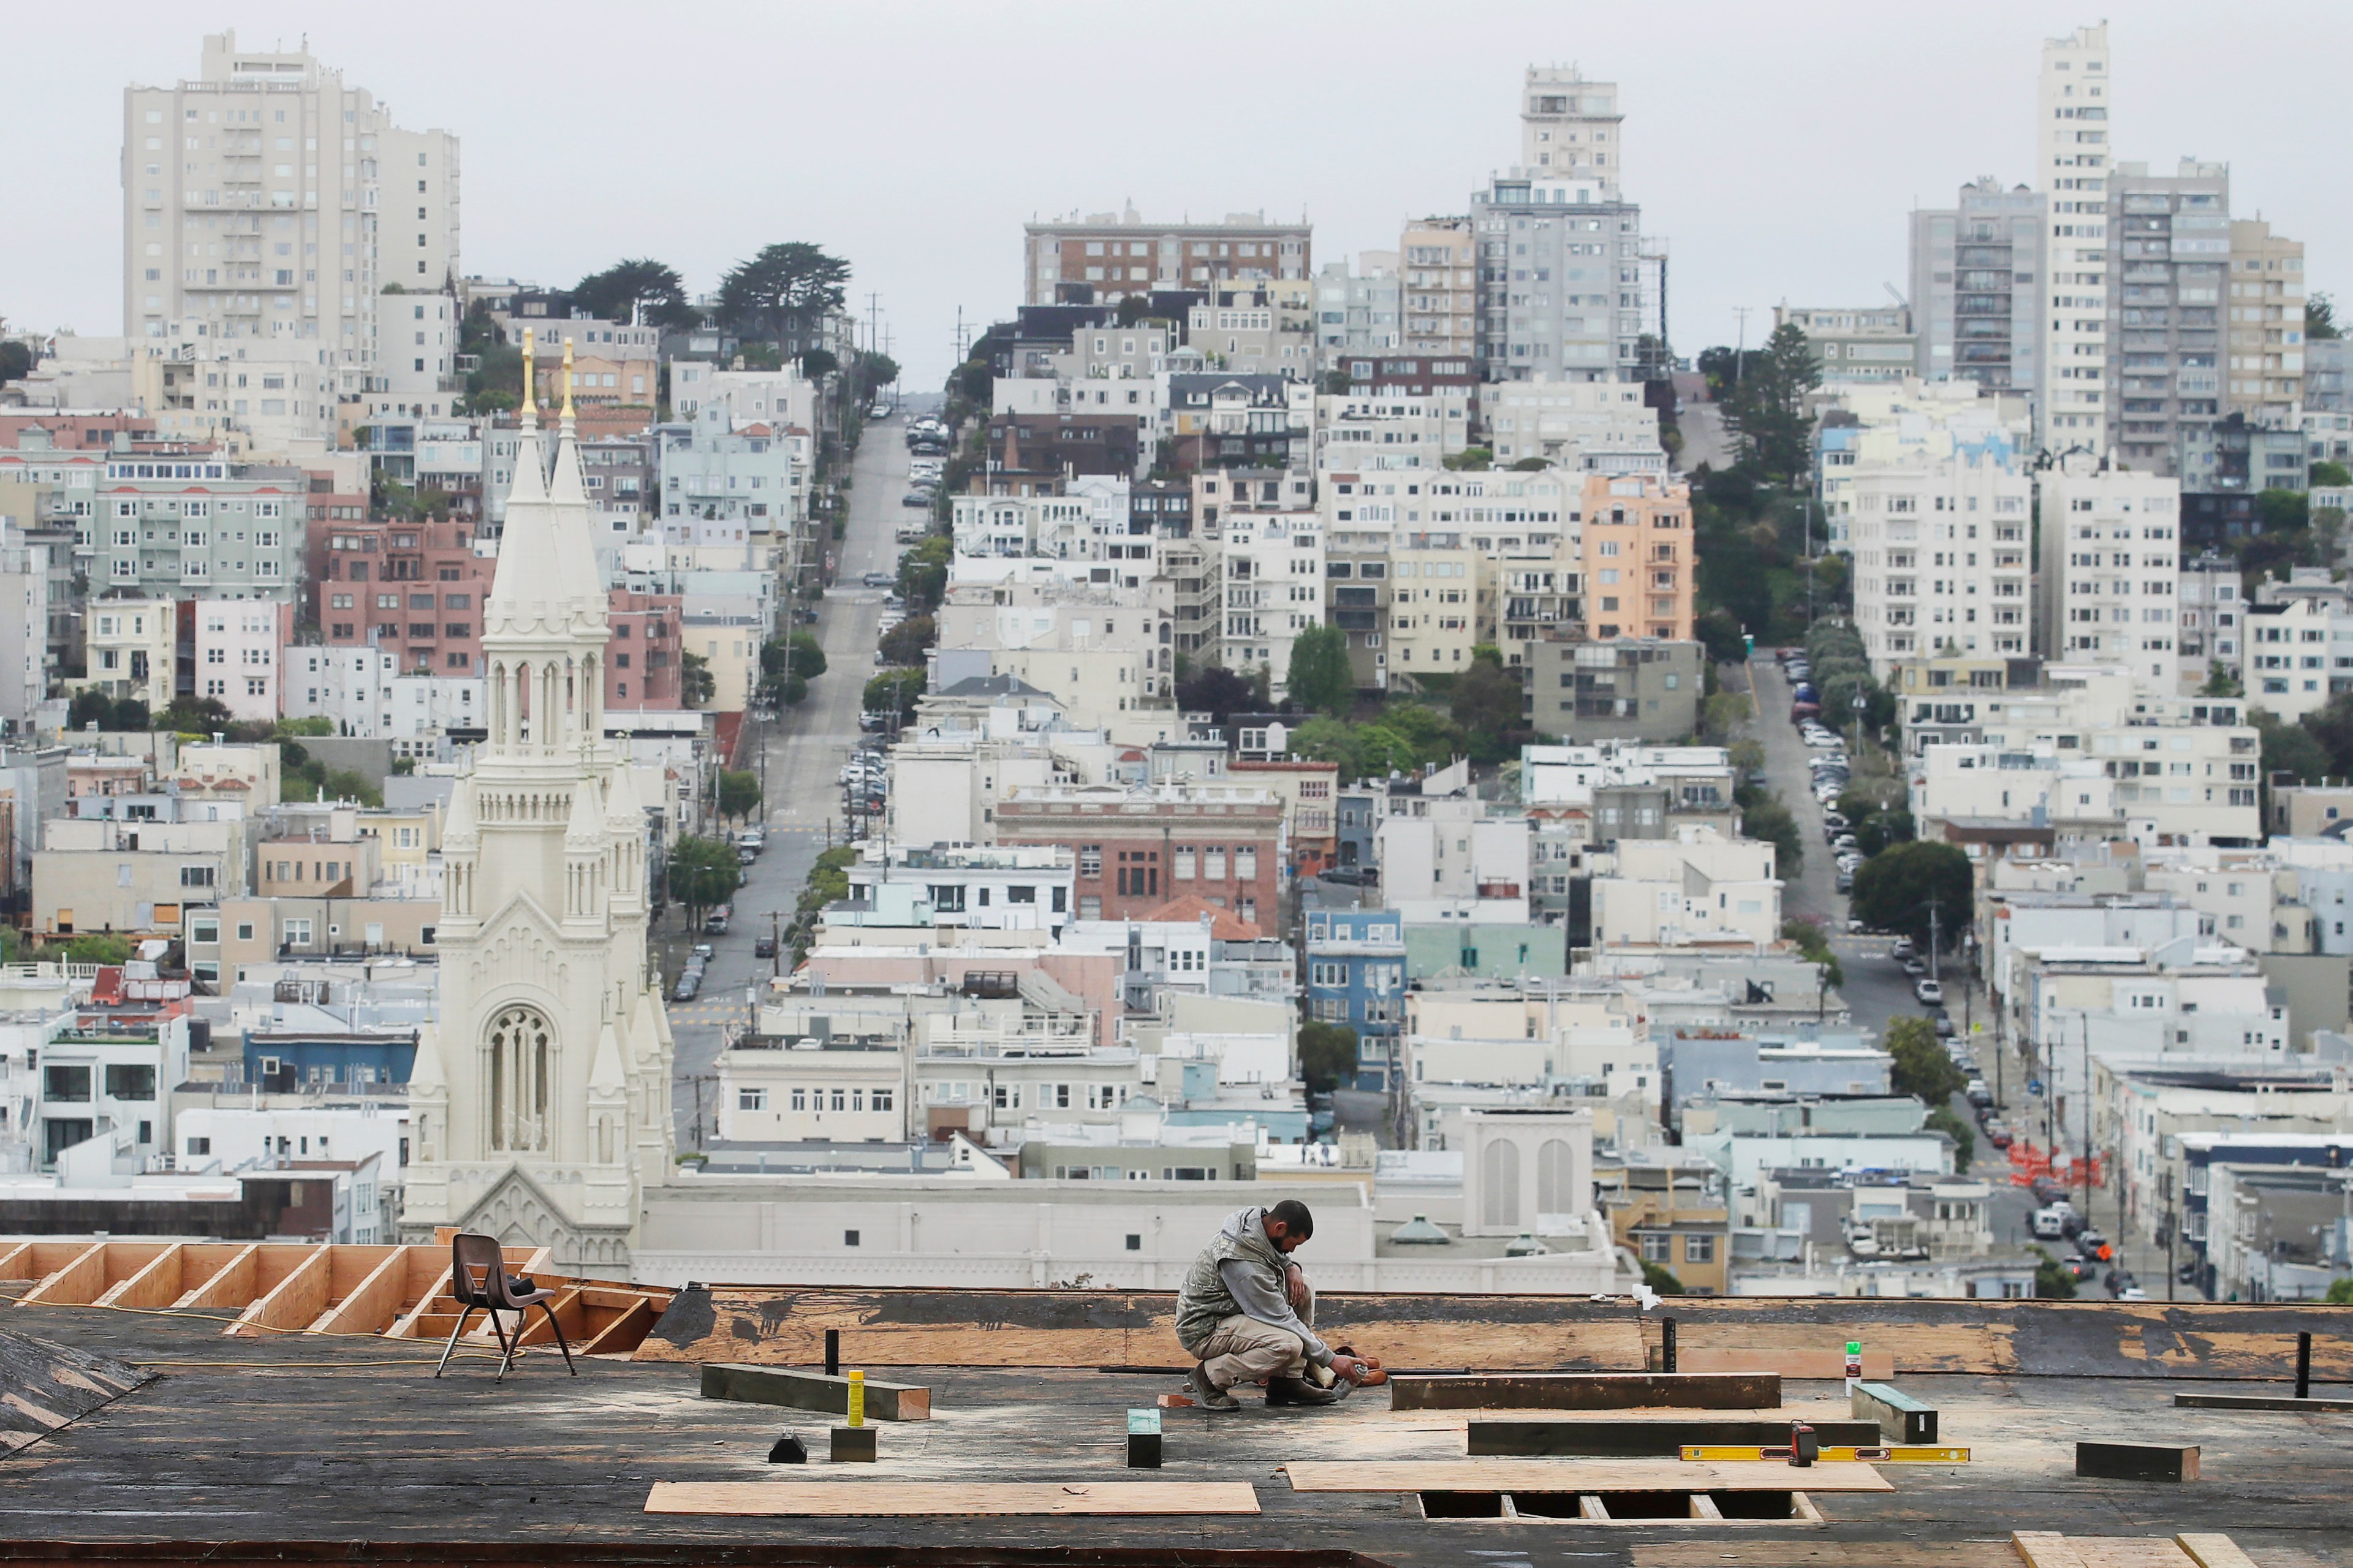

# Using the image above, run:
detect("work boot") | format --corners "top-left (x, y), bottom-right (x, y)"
top-left (1189, 1362), bottom-right (1240, 1411)
top-left (1267, 1374), bottom-right (1350, 1406)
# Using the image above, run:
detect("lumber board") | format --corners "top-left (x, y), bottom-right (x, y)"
top-left (700, 1362), bottom-right (931, 1420)
top-left (1855, 1380), bottom-right (1940, 1443)
top-left (0, 1325), bottom-right (152, 1455)
top-left (580, 1295), bottom-right (657, 1355)
top-left (1283, 1458), bottom-right (1893, 1493)
top-left (1469, 1417), bottom-right (1881, 1456)
top-left (384, 1265), bottom-right (453, 1339)
top-left (2173, 1536), bottom-right (2261, 1568)
top-left (2013, 1535), bottom-right (2195, 1568)
top-left (1392, 1372), bottom-right (1779, 1411)
top-left (226, 1244), bottom-right (333, 1337)
top-left (312, 1248), bottom-right (411, 1336)
top-left (2173, 1391), bottom-right (2353, 1412)
top-left (634, 1282), bottom-right (1645, 1368)
top-left (643, 1481), bottom-right (1262, 1517)
top-left (91, 1243), bottom-right (183, 1311)
top-left (1679, 1346), bottom-right (1895, 1379)
top-left (170, 1241), bottom-right (259, 1311)
top-left (2076, 1442), bottom-right (2199, 1483)
top-left (18, 1241), bottom-right (108, 1306)
top-left (0, 1242), bottom-right (31, 1280)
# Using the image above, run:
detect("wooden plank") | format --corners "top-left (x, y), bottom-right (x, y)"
top-left (1470, 1418), bottom-right (1880, 1456)
top-left (2174, 1535), bottom-right (2262, 1568)
top-left (384, 1265), bottom-right (453, 1339)
top-left (17, 1241), bottom-right (110, 1306)
top-left (643, 1482), bottom-right (1262, 1517)
top-left (1687, 1493), bottom-right (1723, 1520)
top-left (1578, 1493), bottom-right (1609, 1520)
top-left (226, 1244), bottom-right (334, 1337)
top-left (173, 1243), bottom-right (260, 1311)
top-left (90, 1243), bottom-right (183, 1310)
top-left (633, 1282), bottom-right (1646, 1369)
top-left (580, 1295), bottom-right (658, 1356)
top-left (1392, 1373), bottom-right (1779, 1411)
top-left (311, 1247), bottom-right (413, 1336)
top-left (2014, 1539), bottom-right (2193, 1568)
top-left (1855, 1381), bottom-right (1939, 1443)
top-left (1681, 1346), bottom-right (1896, 1379)
top-left (0, 1241), bottom-right (32, 1280)
top-left (0, 1325), bottom-right (153, 1455)
top-left (699, 1363), bottom-right (933, 1421)
top-left (2174, 1391), bottom-right (2353, 1412)
top-left (510, 1286), bottom-right (585, 1347)
top-left (1283, 1460), bottom-right (1893, 1494)
top-left (2076, 1442), bottom-right (2199, 1483)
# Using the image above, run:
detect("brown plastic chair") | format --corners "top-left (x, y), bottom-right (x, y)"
top-left (433, 1232), bottom-right (577, 1381)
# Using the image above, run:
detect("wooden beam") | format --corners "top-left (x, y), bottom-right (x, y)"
top-left (227, 1244), bottom-right (334, 1337)
top-left (700, 1363), bottom-right (933, 1421)
top-left (0, 1241), bottom-right (34, 1280)
top-left (173, 1243), bottom-right (260, 1311)
top-left (1469, 1417), bottom-right (1878, 1456)
top-left (2175, 1535), bottom-right (2261, 1568)
top-left (311, 1248), bottom-right (412, 1336)
top-left (511, 1286), bottom-right (586, 1347)
top-left (92, 1243), bottom-right (184, 1310)
top-left (1577, 1494), bottom-right (1609, 1521)
top-left (580, 1295), bottom-right (658, 1357)
top-left (2075, 1442), bottom-right (2199, 1483)
top-left (18, 1241), bottom-right (108, 1306)
top-left (384, 1265), bottom-right (453, 1339)
top-left (1680, 1346), bottom-right (1895, 1379)
top-left (633, 1283), bottom-right (1645, 1369)
top-left (1687, 1492), bottom-right (1724, 1520)
top-left (643, 1482), bottom-right (1262, 1517)
top-left (1390, 1373), bottom-right (1779, 1412)
top-left (1283, 1460), bottom-right (1892, 1494)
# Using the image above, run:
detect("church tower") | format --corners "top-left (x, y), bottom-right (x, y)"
top-left (400, 336), bottom-right (673, 1276)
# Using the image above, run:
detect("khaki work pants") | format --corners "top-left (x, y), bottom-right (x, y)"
top-left (1193, 1277), bottom-right (1317, 1390)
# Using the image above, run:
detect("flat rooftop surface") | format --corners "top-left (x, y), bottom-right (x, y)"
top-left (1, 1301), bottom-right (2347, 1567)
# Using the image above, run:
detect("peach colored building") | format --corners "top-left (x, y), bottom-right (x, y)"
top-left (1578, 473), bottom-right (1694, 643)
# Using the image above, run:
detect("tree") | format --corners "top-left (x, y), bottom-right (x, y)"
top-left (897, 535), bottom-right (951, 610)
top-left (668, 835), bottom-right (741, 929)
top-left (1508, 456), bottom-right (1549, 472)
top-left (1639, 1259), bottom-right (1686, 1295)
top-left (2313, 461), bottom-right (2352, 489)
top-left (2256, 487), bottom-right (2309, 534)
top-left (59, 933), bottom-right (134, 965)
top-left (779, 673), bottom-right (809, 706)
top-left (717, 770), bottom-right (763, 823)
top-left (1926, 1105), bottom-right (1976, 1172)
top-left (2308, 293), bottom-right (2341, 342)
top-left (857, 352), bottom-right (901, 395)
top-left (864, 668), bottom-right (925, 721)
top-left (1297, 1019), bottom-right (1359, 1096)
top-left (2259, 706), bottom-right (2336, 784)
top-left (1721, 323), bottom-right (1822, 485)
top-left (716, 243), bottom-right (851, 348)
top-left (0, 341), bottom-right (31, 385)
top-left (1694, 608), bottom-right (1750, 666)
top-left (1285, 625), bottom-right (1355, 717)
top-left (681, 651), bottom-right (715, 708)
top-left (1442, 446), bottom-right (1493, 471)
top-left (877, 615), bottom-right (935, 668)
top-left (2328, 1276), bottom-right (2353, 1305)
top-left (1175, 664), bottom-right (1260, 726)
top-left (800, 349), bottom-right (840, 380)
top-left (1449, 647), bottom-right (1524, 763)
top-left (1849, 841), bottom-right (1972, 948)
top-left (1738, 792), bottom-right (1803, 874)
top-left (1855, 808), bottom-right (1914, 856)
top-left (569, 259), bottom-right (694, 329)
top-left (1884, 1015), bottom-right (1966, 1106)
top-left (67, 691), bottom-right (148, 732)
top-left (2030, 1246), bottom-right (2080, 1300)
top-left (787, 631), bottom-right (830, 680)
top-left (156, 695), bottom-right (235, 735)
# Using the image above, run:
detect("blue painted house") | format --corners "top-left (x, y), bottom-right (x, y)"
top-left (1304, 906), bottom-right (1406, 1089)
top-left (243, 1030), bottom-right (419, 1090)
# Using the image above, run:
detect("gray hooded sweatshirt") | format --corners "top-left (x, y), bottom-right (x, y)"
top-left (1173, 1205), bottom-right (1331, 1365)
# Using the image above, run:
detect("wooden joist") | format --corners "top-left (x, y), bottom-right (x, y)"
top-left (2013, 1532), bottom-right (2198, 1568)
top-left (19, 1241), bottom-right (173, 1306)
top-left (173, 1243), bottom-right (260, 1311)
top-left (1469, 1417), bottom-right (1879, 1456)
top-left (1853, 1380), bottom-right (1939, 1443)
top-left (1283, 1458), bottom-right (1893, 1493)
top-left (643, 1482), bottom-right (1262, 1517)
top-left (1391, 1372), bottom-right (1779, 1411)
top-left (700, 1363), bottom-right (932, 1420)
top-left (226, 1243), bottom-right (338, 1336)
top-left (2075, 1442), bottom-right (2200, 1483)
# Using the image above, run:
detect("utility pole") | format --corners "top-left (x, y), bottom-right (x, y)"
top-left (1731, 306), bottom-right (1753, 387)
top-left (1927, 902), bottom-right (1941, 986)
top-left (767, 909), bottom-right (782, 979)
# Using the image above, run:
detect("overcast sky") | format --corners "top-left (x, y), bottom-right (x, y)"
top-left (8, 1), bottom-right (2346, 387)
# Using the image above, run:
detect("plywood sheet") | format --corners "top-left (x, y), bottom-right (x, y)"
top-left (1392, 1371), bottom-right (1778, 1411)
top-left (643, 1481), bottom-right (1261, 1517)
top-left (1283, 1458), bottom-right (1893, 1493)
top-left (636, 1282), bottom-right (1645, 1369)
top-left (0, 1326), bottom-right (151, 1456)
top-left (2012, 1534), bottom-right (2196, 1568)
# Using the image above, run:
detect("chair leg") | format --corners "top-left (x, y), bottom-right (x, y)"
top-left (537, 1301), bottom-right (578, 1376)
top-left (434, 1305), bottom-right (474, 1379)
top-left (491, 1309), bottom-right (520, 1383)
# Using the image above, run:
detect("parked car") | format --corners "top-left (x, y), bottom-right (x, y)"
top-left (1985, 1121), bottom-right (2014, 1150)
top-left (794, 607), bottom-right (819, 624)
top-left (1892, 936), bottom-right (1916, 960)
top-left (692, 943), bottom-right (714, 961)
top-left (2116, 1285), bottom-right (2149, 1301)
top-left (1901, 955), bottom-right (1927, 977)
top-left (673, 972), bottom-right (701, 1002)
top-left (738, 830), bottom-right (765, 854)
top-left (754, 936), bottom-right (778, 959)
top-left (2031, 1206), bottom-right (2066, 1239)
top-left (1316, 866), bottom-right (1366, 885)
top-left (901, 491), bottom-right (933, 507)
top-left (1966, 1078), bottom-right (1993, 1108)
top-left (2063, 1252), bottom-right (2094, 1282)
top-left (1914, 977), bottom-right (1944, 1004)
top-left (861, 571), bottom-right (893, 587)
top-left (1934, 1013), bottom-right (1956, 1038)
top-left (1835, 869), bottom-right (1854, 894)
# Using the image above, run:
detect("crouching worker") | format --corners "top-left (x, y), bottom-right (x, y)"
top-left (1176, 1199), bottom-right (1379, 1411)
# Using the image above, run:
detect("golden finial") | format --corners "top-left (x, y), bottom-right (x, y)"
top-left (520, 328), bottom-right (537, 420)
top-left (561, 337), bottom-right (577, 421)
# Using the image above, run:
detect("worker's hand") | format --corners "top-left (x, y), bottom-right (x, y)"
top-left (1286, 1263), bottom-right (1309, 1312)
top-left (1329, 1354), bottom-right (1369, 1385)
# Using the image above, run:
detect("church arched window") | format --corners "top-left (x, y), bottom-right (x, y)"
top-left (487, 1006), bottom-right (555, 1153)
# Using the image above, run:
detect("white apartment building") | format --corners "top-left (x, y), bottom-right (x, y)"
top-left (2036, 460), bottom-right (2183, 691)
top-left (933, 581), bottom-right (1172, 720)
top-left (950, 477), bottom-right (1147, 576)
top-left (656, 405), bottom-right (809, 550)
top-left (2035, 23), bottom-right (2113, 453)
top-left (1814, 377), bottom-right (2034, 550)
top-left (1218, 510), bottom-right (1325, 697)
top-left (1847, 445), bottom-right (2032, 679)
top-left (284, 645), bottom-right (398, 735)
top-left (1399, 219), bottom-right (1477, 362)
top-left (1314, 394), bottom-right (1463, 465)
top-left (362, 291), bottom-right (458, 418)
top-left (123, 32), bottom-right (460, 357)
top-left (1313, 254), bottom-right (1402, 368)
top-left (717, 1039), bottom-right (909, 1144)
top-left (1483, 378), bottom-right (1660, 468)
top-left (1591, 826), bottom-right (1781, 950)
top-left (2178, 552), bottom-right (2244, 694)
top-left (81, 599), bottom-right (177, 711)
top-left (191, 599), bottom-right (290, 722)
top-left (2239, 595), bottom-right (2340, 722)
top-left (666, 360), bottom-right (816, 431)
top-left (0, 523), bottom-right (53, 728)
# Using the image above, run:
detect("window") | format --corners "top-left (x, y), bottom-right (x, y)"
top-left (44, 1064), bottom-right (92, 1102)
top-left (843, 1230), bottom-right (861, 1247)
top-left (1640, 1233), bottom-right (1672, 1262)
top-left (180, 865), bottom-right (215, 887)
top-left (737, 1088), bottom-right (767, 1112)
top-left (105, 1064), bottom-right (157, 1100)
top-left (872, 1087), bottom-right (893, 1112)
top-left (1684, 1234), bottom-right (1716, 1264)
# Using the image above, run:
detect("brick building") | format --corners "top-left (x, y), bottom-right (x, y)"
top-left (311, 516), bottom-right (491, 676)
top-left (605, 588), bottom-right (684, 710)
top-left (985, 413), bottom-right (1143, 480)
top-left (995, 784), bottom-right (1284, 928)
